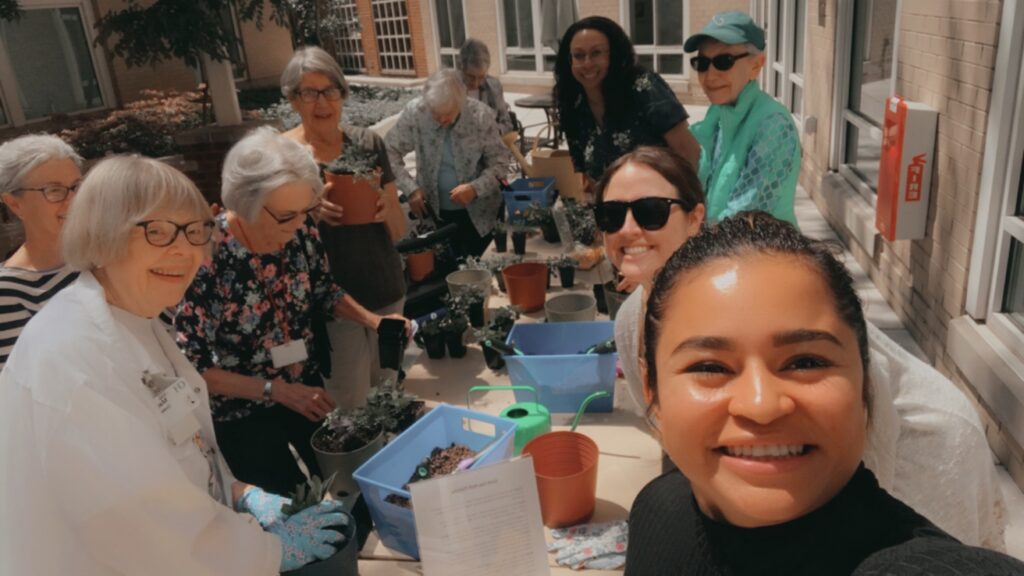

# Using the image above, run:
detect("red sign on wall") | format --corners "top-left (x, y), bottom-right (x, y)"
top-left (905, 154), bottom-right (926, 202)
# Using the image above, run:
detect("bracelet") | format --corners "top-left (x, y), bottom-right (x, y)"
top-left (262, 380), bottom-right (273, 402)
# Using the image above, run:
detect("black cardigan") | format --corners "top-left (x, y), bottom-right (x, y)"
top-left (625, 464), bottom-right (1024, 575)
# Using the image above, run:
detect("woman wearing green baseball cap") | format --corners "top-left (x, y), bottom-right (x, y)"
top-left (685, 11), bottom-right (801, 227)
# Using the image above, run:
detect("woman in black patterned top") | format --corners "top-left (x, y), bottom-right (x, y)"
top-left (0, 134), bottom-right (82, 370)
top-left (554, 17), bottom-right (701, 191)
top-left (176, 128), bottom-right (410, 495)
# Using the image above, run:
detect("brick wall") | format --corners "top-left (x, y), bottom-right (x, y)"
top-left (801, 0), bottom-right (1024, 486)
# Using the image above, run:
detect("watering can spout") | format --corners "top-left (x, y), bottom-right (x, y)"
top-left (570, 391), bottom-right (612, 432)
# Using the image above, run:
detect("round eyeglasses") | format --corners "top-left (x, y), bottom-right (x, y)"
top-left (296, 87), bottom-right (343, 103)
top-left (15, 182), bottom-right (80, 203)
top-left (136, 219), bottom-right (215, 247)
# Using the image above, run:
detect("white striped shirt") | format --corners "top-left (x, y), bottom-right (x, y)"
top-left (0, 264), bottom-right (78, 371)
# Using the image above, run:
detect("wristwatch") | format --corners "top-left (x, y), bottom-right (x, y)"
top-left (262, 380), bottom-right (273, 402)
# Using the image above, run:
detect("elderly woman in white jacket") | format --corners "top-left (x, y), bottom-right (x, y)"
top-left (0, 156), bottom-right (346, 575)
top-left (600, 146), bottom-right (1007, 551)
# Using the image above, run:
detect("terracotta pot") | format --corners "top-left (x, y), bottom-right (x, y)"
top-left (324, 172), bottom-right (381, 226)
top-left (522, 431), bottom-right (599, 528)
top-left (502, 262), bottom-right (548, 312)
top-left (406, 250), bottom-right (435, 282)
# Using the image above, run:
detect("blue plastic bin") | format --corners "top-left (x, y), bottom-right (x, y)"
top-left (504, 321), bottom-right (617, 413)
top-left (352, 404), bottom-right (517, 559)
top-left (504, 177), bottom-right (556, 223)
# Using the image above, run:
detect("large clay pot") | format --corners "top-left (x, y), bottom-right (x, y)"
top-left (406, 250), bottom-right (435, 282)
top-left (502, 262), bottom-right (548, 312)
top-left (325, 172), bottom-right (381, 226)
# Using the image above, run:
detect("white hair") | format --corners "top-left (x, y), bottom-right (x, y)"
top-left (220, 126), bottom-right (323, 222)
top-left (0, 134), bottom-right (82, 194)
top-left (62, 155), bottom-right (211, 271)
top-left (280, 46), bottom-right (349, 100)
top-left (459, 38), bottom-right (491, 72)
top-left (745, 42), bottom-right (764, 56)
top-left (422, 69), bottom-right (467, 113)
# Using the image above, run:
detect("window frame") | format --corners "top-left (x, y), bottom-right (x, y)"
top-left (0, 0), bottom-right (115, 126)
top-left (429, 0), bottom-right (466, 69)
top-left (829, 0), bottom-right (902, 202)
top-left (619, 0), bottom-right (690, 79)
top-left (495, 0), bottom-right (557, 74)
top-left (760, 0), bottom-right (805, 122)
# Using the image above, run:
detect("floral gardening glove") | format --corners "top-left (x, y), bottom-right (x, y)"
top-left (268, 501), bottom-right (349, 571)
top-left (547, 519), bottom-right (628, 570)
top-left (236, 486), bottom-right (290, 529)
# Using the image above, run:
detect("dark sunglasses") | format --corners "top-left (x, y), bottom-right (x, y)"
top-left (594, 197), bottom-right (687, 233)
top-left (690, 52), bottom-right (751, 72)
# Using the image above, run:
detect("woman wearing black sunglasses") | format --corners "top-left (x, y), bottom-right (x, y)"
top-left (684, 11), bottom-right (801, 227)
top-left (554, 17), bottom-right (701, 197)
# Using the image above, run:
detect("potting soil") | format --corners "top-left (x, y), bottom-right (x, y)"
top-left (382, 443), bottom-right (475, 509)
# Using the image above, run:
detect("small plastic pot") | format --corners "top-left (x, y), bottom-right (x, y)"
top-left (422, 333), bottom-right (446, 359)
top-left (558, 266), bottom-right (575, 288)
top-left (494, 231), bottom-right (508, 253)
top-left (512, 231), bottom-right (527, 255)
top-left (541, 220), bottom-right (560, 243)
top-left (592, 283), bottom-right (608, 315)
top-left (446, 331), bottom-right (467, 358)
top-left (482, 345), bottom-right (506, 370)
top-left (468, 301), bottom-right (486, 328)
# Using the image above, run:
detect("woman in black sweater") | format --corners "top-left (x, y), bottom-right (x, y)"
top-left (627, 212), bottom-right (1024, 575)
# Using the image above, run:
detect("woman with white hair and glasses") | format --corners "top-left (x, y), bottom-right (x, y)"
top-left (280, 46), bottom-right (409, 409)
top-left (0, 134), bottom-right (82, 370)
top-left (386, 68), bottom-right (509, 257)
top-left (0, 155), bottom-right (346, 575)
top-left (175, 127), bottom-right (409, 495)
top-left (458, 38), bottom-right (514, 135)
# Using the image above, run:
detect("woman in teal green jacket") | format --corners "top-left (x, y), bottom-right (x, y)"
top-left (684, 11), bottom-right (801, 226)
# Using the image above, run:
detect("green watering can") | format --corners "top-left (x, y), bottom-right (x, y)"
top-left (467, 385), bottom-right (551, 454)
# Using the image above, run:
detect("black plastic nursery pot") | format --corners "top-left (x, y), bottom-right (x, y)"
top-left (512, 231), bottom-right (527, 255)
top-left (593, 284), bottom-right (608, 315)
top-left (483, 344), bottom-right (506, 370)
top-left (558, 266), bottom-right (575, 288)
top-left (494, 231), bottom-right (508, 253)
top-left (496, 273), bottom-right (507, 293)
top-left (423, 333), bottom-right (446, 359)
top-left (469, 301), bottom-right (486, 328)
top-left (541, 221), bottom-right (560, 243)
top-left (446, 332), bottom-right (468, 358)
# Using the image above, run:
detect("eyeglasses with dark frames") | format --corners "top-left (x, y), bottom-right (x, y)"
top-left (296, 87), bottom-right (343, 103)
top-left (594, 197), bottom-right (688, 233)
top-left (263, 201), bottom-right (322, 225)
top-left (136, 219), bottom-right (215, 247)
top-left (14, 182), bottom-right (81, 203)
top-left (690, 52), bottom-right (752, 72)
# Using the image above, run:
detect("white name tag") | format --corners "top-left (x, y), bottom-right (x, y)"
top-left (147, 374), bottom-right (202, 445)
top-left (270, 339), bottom-right (309, 369)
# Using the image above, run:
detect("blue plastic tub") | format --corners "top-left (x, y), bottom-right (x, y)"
top-left (504, 177), bottom-right (556, 222)
top-left (352, 404), bottom-right (517, 559)
top-left (504, 321), bottom-right (617, 413)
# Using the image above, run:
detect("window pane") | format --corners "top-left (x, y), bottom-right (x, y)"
top-left (517, 0), bottom-right (533, 48)
top-left (0, 8), bottom-right (103, 120)
top-left (543, 55), bottom-right (557, 71)
top-left (848, 0), bottom-right (898, 126)
top-left (791, 83), bottom-right (803, 115)
top-left (503, 0), bottom-right (518, 47)
top-left (793, 0), bottom-right (805, 74)
top-left (638, 54), bottom-right (654, 71)
top-left (441, 54), bottom-right (455, 68)
top-left (1016, 155), bottom-right (1024, 216)
top-left (450, 0), bottom-right (466, 48)
top-left (506, 54), bottom-right (535, 71)
top-left (774, 71), bottom-right (783, 98)
top-left (631, 0), bottom-right (654, 45)
top-left (1003, 239), bottom-right (1024, 330)
top-left (655, 0), bottom-right (683, 45)
top-left (436, 0), bottom-right (452, 48)
top-left (658, 54), bottom-right (683, 75)
top-left (845, 122), bottom-right (882, 189)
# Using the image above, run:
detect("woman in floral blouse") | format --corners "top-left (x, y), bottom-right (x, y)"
top-left (176, 128), bottom-right (409, 495)
top-left (554, 16), bottom-right (701, 192)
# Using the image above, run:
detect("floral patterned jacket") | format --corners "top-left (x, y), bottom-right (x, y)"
top-left (175, 214), bottom-right (345, 422)
top-left (564, 70), bottom-right (689, 182)
top-left (384, 96), bottom-right (509, 236)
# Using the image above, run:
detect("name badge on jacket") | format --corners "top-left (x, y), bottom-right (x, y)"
top-left (270, 339), bottom-right (309, 368)
top-left (143, 371), bottom-right (202, 445)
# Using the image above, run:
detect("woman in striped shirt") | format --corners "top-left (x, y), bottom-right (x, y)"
top-left (0, 134), bottom-right (82, 369)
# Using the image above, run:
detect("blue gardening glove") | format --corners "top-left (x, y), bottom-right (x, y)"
top-left (547, 520), bottom-right (628, 570)
top-left (236, 487), bottom-right (290, 529)
top-left (268, 500), bottom-right (350, 571)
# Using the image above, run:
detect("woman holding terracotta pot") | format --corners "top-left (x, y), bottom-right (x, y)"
top-left (281, 46), bottom-right (409, 411)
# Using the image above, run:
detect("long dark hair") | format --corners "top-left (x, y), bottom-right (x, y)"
top-left (642, 211), bottom-right (871, 408)
top-left (553, 16), bottom-right (644, 142)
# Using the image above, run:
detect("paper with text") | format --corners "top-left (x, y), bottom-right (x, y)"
top-left (410, 455), bottom-right (550, 576)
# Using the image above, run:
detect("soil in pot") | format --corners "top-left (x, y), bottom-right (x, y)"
top-left (512, 231), bottom-right (527, 255)
top-left (558, 266), bottom-right (575, 288)
top-left (383, 443), bottom-right (476, 510)
top-left (423, 333), bottom-right (446, 359)
top-left (494, 231), bottom-right (508, 252)
top-left (446, 331), bottom-right (467, 358)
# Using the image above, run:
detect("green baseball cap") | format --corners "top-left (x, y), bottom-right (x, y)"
top-left (684, 11), bottom-right (766, 53)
